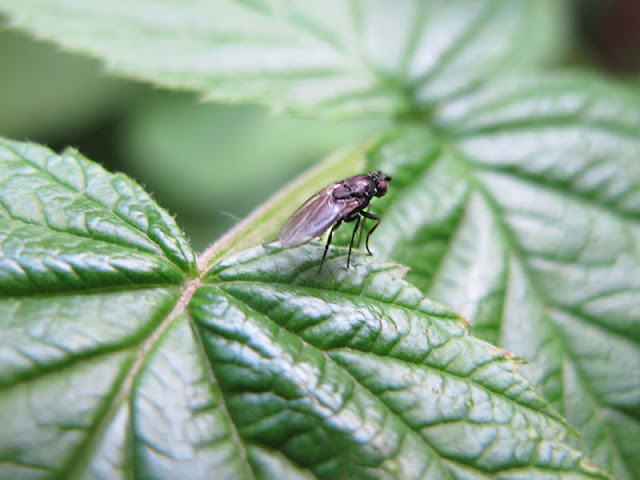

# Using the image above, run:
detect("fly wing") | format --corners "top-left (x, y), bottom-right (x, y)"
top-left (279, 186), bottom-right (359, 248)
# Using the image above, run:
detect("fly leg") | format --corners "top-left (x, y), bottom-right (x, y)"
top-left (319, 220), bottom-right (341, 273)
top-left (347, 215), bottom-right (361, 269)
top-left (360, 210), bottom-right (381, 255)
top-left (355, 208), bottom-right (366, 249)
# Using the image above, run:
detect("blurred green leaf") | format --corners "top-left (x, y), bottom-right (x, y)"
top-left (0, 30), bottom-right (132, 140)
top-left (0, 138), bottom-right (609, 479)
top-left (0, 0), bottom-right (564, 117)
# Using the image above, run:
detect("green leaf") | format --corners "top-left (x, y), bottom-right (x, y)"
top-left (0, 0), bottom-right (563, 117)
top-left (0, 138), bottom-right (608, 479)
top-left (333, 73), bottom-right (639, 480)
top-left (192, 244), bottom-right (604, 479)
top-left (0, 143), bottom-right (195, 297)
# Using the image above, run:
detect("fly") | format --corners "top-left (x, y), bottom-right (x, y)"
top-left (279, 171), bottom-right (391, 272)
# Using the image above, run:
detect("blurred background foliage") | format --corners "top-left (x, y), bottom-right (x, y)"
top-left (0, 0), bottom-right (638, 251)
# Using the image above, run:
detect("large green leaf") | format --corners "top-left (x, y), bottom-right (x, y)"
top-left (0, 138), bottom-right (608, 479)
top-left (0, 0), bottom-right (563, 117)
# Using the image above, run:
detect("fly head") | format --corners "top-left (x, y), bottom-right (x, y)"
top-left (370, 171), bottom-right (392, 197)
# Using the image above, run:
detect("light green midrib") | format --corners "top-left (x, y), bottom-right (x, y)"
top-left (58, 278), bottom-right (199, 479)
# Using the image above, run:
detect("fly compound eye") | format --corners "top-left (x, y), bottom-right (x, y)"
top-left (377, 180), bottom-right (387, 195)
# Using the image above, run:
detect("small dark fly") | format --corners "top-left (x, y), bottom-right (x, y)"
top-left (279, 171), bottom-right (391, 272)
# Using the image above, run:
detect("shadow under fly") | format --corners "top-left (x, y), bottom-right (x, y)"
top-left (278, 171), bottom-right (391, 272)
